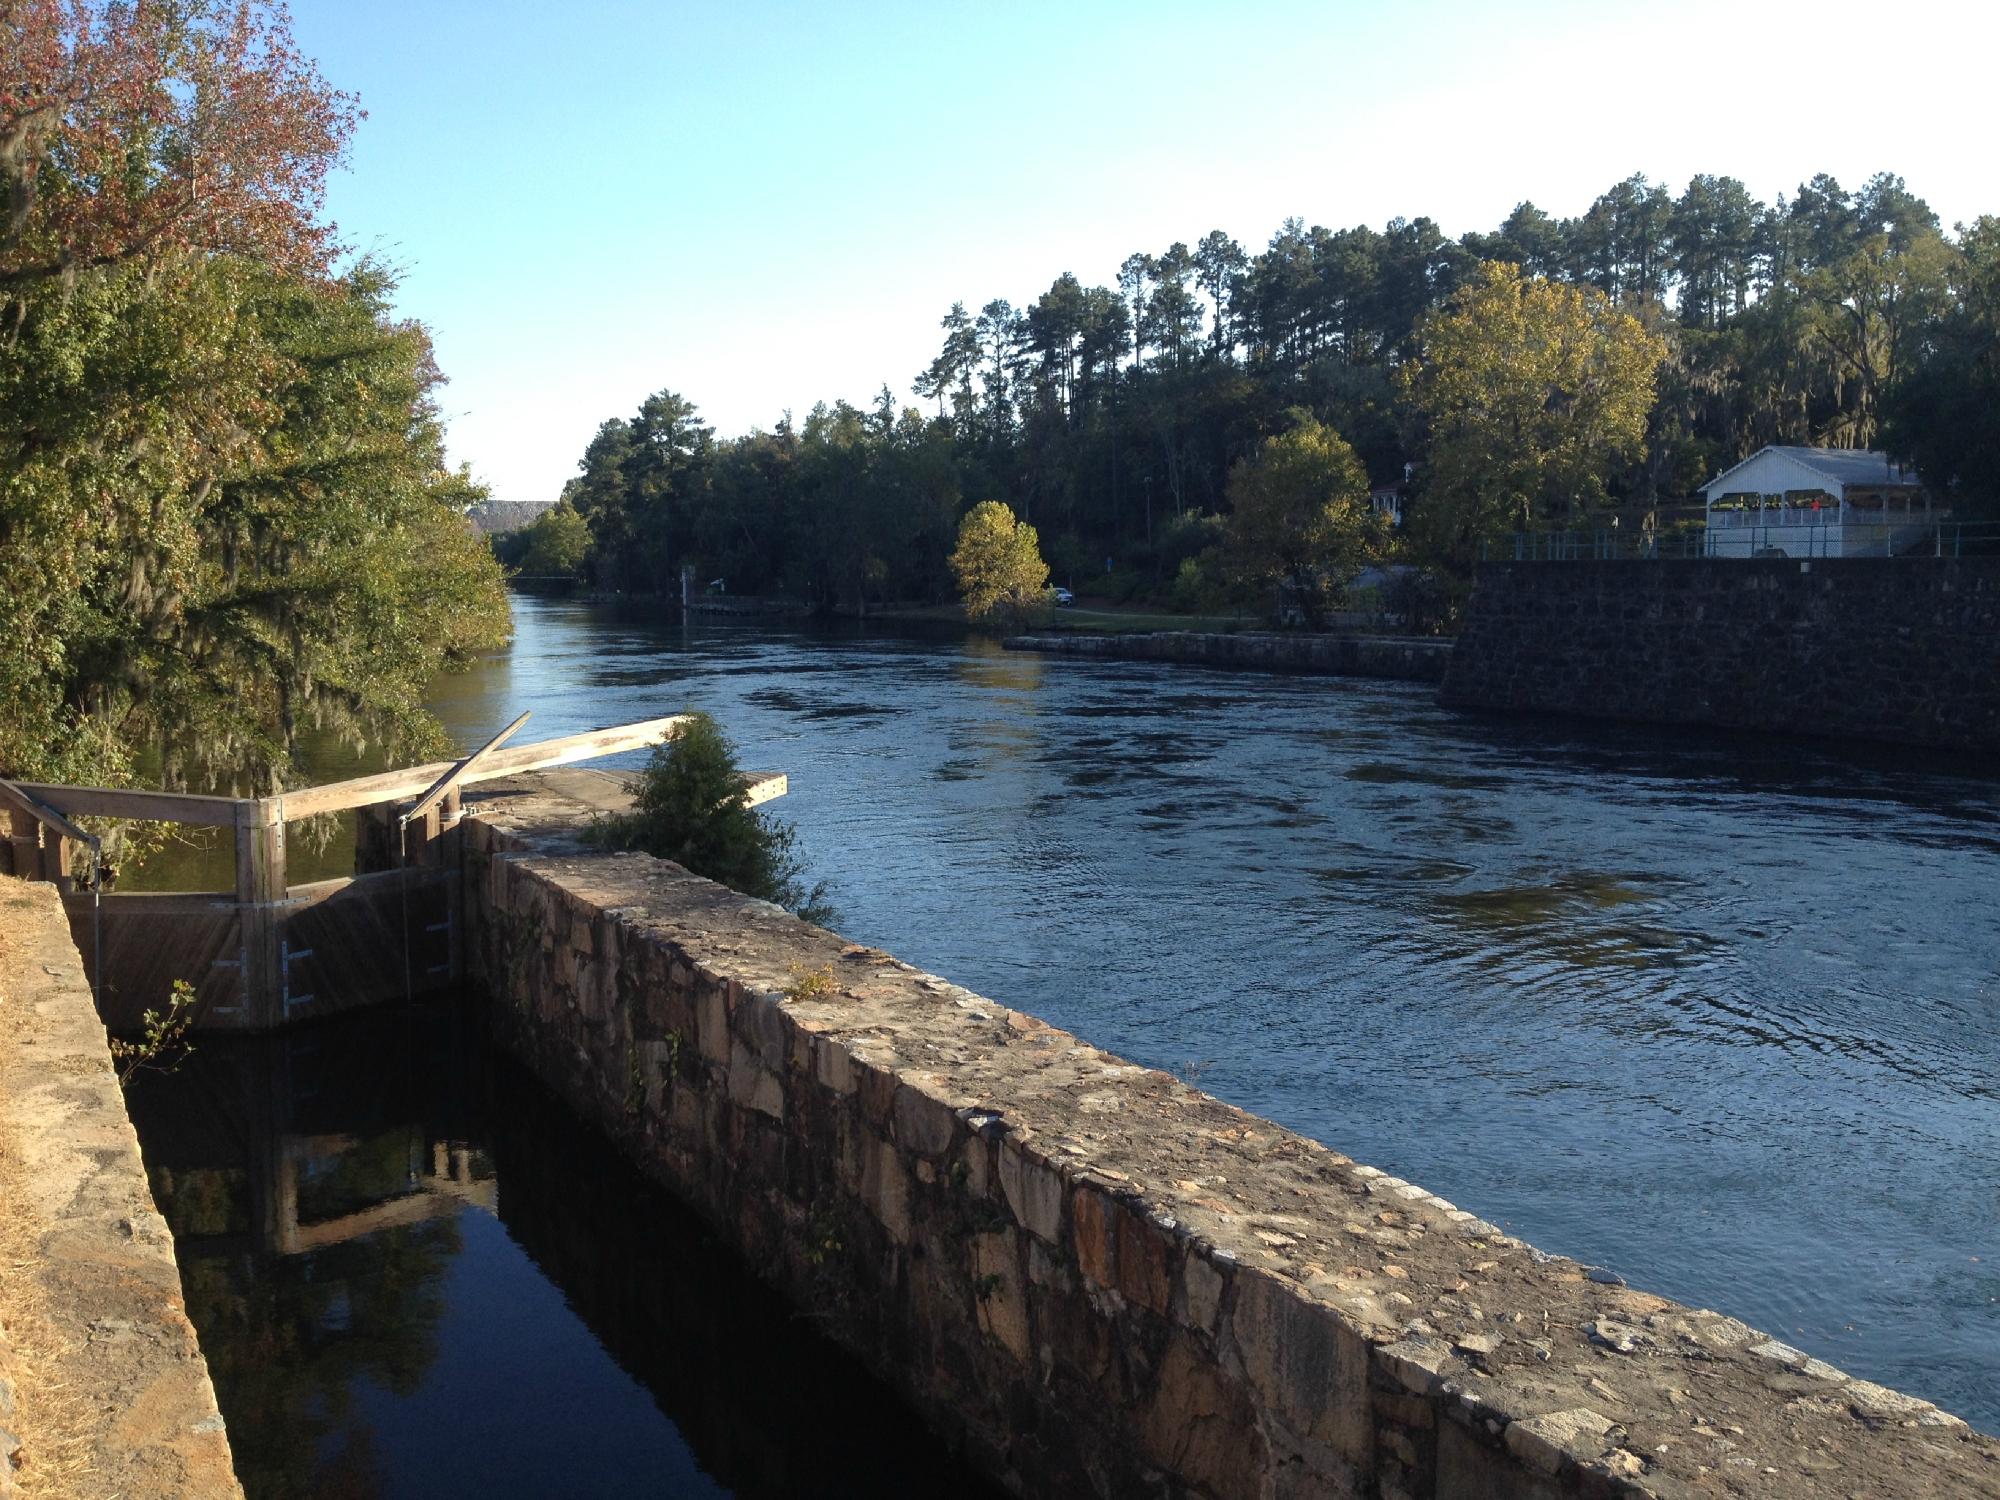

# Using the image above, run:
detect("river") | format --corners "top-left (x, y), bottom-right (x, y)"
top-left (130, 590), bottom-right (2000, 1485)
top-left (439, 594), bottom-right (2000, 1429)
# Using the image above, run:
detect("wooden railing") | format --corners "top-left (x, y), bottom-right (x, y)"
top-left (1, 715), bottom-right (787, 1031)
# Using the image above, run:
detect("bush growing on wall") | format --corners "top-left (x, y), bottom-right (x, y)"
top-left (592, 713), bottom-right (830, 922)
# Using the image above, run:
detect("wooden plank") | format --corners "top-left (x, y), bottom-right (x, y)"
top-left (0, 777), bottom-right (100, 848)
top-left (282, 866), bottom-right (442, 907)
top-left (9, 782), bottom-right (246, 827)
top-left (273, 714), bottom-right (692, 821)
top-left (61, 896), bottom-right (244, 1032)
top-left (11, 715), bottom-right (691, 829)
top-left (402, 710), bottom-right (531, 828)
top-left (236, 813), bottom-right (285, 1030)
top-left (64, 891), bottom-right (239, 918)
top-left (742, 771), bottom-right (789, 807)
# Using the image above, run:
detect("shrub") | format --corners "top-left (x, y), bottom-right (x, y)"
top-left (591, 713), bottom-right (831, 922)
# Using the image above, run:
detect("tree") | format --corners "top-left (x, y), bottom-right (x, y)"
top-left (1882, 216), bottom-right (2000, 518)
top-left (2, 0), bottom-right (355, 297)
top-left (516, 503), bottom-right (593, 577)
top-left (949, 501), bottom-right (1049, 628)
top-left (1222, 412), bottom-right (1381, 625)
top-left (591, 712), bottom-right (826, 920)
top-left (1193, 230), bottom-right (1247, 359)
top-left (0, 4), bottom-right (504, 801)
top-left (547, 169), bottom-right (1996, 625)
top-left (0, 254), bottom-right (508, 795)
top-left (1400, 261), bottom-right (1667, 575)
top-left (914, 301), bottom-right (980, 421)
top-left (1792, 174), bottom-right (1954, 447)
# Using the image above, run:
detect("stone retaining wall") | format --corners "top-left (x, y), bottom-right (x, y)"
top-left (0, 879), bottom-right (241, 1500)
top-left (1007, 632), bottom-right (1453, 683)
top-left (460, 780), bottom-right (1999, 1500)
top-left (1442, 559), bottom-right (2000, 752)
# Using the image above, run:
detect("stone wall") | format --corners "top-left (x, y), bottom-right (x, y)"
top-left (1442, 559), bottom-right (2000, 752)
top-left (1007, 632), bottom-right (1453, 683)
top-left (459, 779), bottom-right (1999, 1500)
top-left (0, 879), bottom-right (241, 1500)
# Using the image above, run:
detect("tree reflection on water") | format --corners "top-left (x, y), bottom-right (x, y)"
top-left (126, 998), bottom-right (998, 1500)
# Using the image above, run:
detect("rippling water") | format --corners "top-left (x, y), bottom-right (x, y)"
top-left (416, 594), bottom-right (2000, 1429)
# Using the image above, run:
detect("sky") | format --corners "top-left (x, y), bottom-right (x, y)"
top-left (288, 0), bottom-right (2000, 508)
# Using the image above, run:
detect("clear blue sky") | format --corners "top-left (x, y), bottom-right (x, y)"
top-left (289, 0), bottom-right (2000, 507)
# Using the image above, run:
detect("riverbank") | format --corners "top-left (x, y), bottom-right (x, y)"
top-left (1005, 628), bottom-right (1453, 682)
top-left (459, 773), bottom-right (1999, 1499)
top-left (0, 880), bottom-right (240, 1500)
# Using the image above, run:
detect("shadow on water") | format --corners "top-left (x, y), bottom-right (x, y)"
top-left (125, 999), bottom-right (1001, 1500)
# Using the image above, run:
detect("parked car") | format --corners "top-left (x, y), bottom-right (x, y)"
top-left (1051, 586), bottom-right (1074, 607)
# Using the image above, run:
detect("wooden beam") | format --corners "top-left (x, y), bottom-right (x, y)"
top-left (273, 714), bottom-right (691, 821)
top-left (281, 867), bottom-right (444, 907)
top-left (10, 714), bottom-right (704, 831)
top-left (741, 771), bottom-right (789, 807)
top-left (8, 782), bottom-right (246, 827)
top-left (236, 813), bottom-right (285, 1029)
top-left (0, 777), bottom-right (101, 848)
top-left (61, 891), bottom-right (241, 918)
top-left (401, 710), bottom-right (532, 828)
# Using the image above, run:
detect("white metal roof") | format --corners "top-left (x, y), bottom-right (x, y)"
top-left (1701, 446), bottom-right (1923, 501)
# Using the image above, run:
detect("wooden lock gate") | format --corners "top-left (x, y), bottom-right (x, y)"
top-left (0, 715), bottom-right (787, 1032)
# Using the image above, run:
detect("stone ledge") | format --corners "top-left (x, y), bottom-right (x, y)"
top-left (0, 879), bottom-right (242, 1500)
top-left (464, 780), bottom-right (2000, 1499)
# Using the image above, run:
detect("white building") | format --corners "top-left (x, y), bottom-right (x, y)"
top-left (1701, 447), bottom-right (1934, 558)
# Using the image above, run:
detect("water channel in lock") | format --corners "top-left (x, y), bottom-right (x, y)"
top-left (124, 1000), bottom-right (1004, 1500)
top-left (127, 588), bottom-right (2000, 1473)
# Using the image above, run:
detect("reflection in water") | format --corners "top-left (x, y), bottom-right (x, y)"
top-left (126, 1003), bottom-right (999, 1500)
top-left (400, 595), bottom-right (2000, 1431)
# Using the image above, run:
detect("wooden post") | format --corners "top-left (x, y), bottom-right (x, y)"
top-left (355, 802), bottom-right (395, 875)
top-left (405, 801), bottom-right (442, 868)
top-left (49, 834), bottom-right (73, 893)
top-left (8, 809), bottom-right (42, 881)
top-left (235, 799), bottom-right (286, 1030)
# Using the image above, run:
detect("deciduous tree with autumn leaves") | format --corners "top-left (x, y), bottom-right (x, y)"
top-left (0, 1), bottom-right (506, 807)
top-left (1399, 262), bottom-right (1669, 583)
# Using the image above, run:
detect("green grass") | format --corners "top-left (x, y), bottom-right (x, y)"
top-left (1038, 605), bottom-right (1258, 634)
